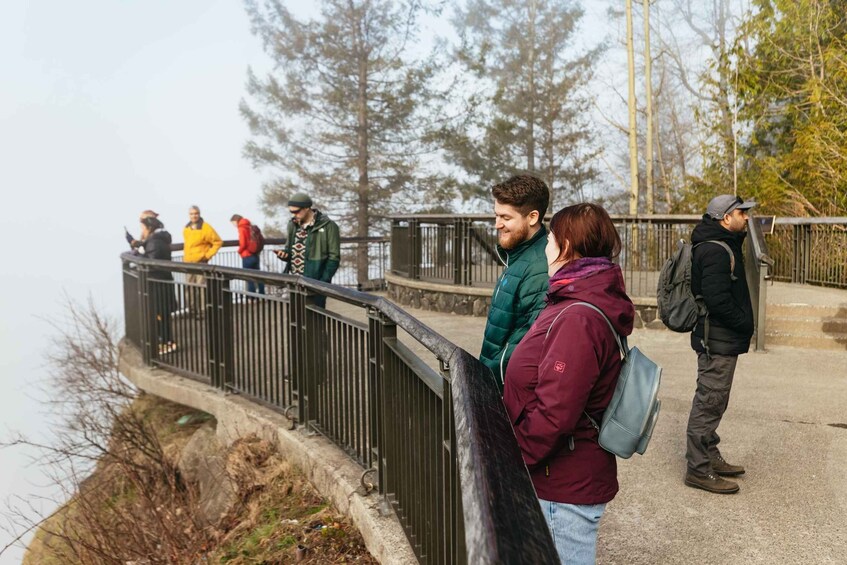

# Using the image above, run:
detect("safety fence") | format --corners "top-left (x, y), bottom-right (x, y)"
top-left (121, 252), bottom-right (557, 564)
top-left (389, 214), bottom-right (847, 293)
top-left (766, 218), bottom-right (847, 288)
top-left (170, 237), bottom-right (390, 290)
top-left (390, 214), bottom-right (705, 297)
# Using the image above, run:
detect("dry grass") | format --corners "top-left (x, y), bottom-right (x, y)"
top-left (24, 395), bottom-right (376, 564)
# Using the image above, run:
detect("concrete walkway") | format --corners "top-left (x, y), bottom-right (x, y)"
top-left (338, 294), bottom-right (847, 564)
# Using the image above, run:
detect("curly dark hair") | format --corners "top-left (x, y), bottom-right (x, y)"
top-left (491, 175), bottom-right (550, 218)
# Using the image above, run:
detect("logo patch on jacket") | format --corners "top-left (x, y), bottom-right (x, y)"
top-left (554, 361), bottom-right (566, 373)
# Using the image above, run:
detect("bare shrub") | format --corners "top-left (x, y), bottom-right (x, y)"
top-left (2, 298), bottom-right (214, 563)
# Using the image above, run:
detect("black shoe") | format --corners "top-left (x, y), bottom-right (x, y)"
top-left (711, 454), bottom-right (745, 477)
top-left (684, 471), bottom-right (739, 494)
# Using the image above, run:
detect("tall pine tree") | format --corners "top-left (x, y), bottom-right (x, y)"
top-left (441, 0), bottom-right (602, 206)
top-left (240, 0), bottom-right (441, 281)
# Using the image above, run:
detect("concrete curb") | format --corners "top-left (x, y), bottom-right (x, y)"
top-left (118, 342), bottom-right (416, 565)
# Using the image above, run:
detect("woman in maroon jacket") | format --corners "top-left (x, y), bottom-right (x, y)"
top-left (503, 203), bottom-right (634, 565)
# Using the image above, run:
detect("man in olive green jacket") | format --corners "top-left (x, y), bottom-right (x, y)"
top-left (274, 192), bottom-right (340, 308)
top-left (479, 175), bottom-right (550, 391)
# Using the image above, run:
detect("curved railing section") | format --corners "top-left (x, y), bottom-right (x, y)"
top-left (170, 236), bottom-right (390, 290)
top-left (121, 252), bottom-right (557, 564)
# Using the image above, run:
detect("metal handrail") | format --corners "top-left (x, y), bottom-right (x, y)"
top-left (121, 251), bottom-right (557, 564)
top-left (168, 235), bottom-right (390, 252)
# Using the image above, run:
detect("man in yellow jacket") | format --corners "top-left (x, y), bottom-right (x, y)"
top-left (183, 205), bottom-right (223, 318)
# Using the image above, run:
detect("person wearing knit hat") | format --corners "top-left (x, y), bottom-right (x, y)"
top-left (288, 193), bottom-right (313, 209)
top-left (274, 192), bottom-right (340, 308)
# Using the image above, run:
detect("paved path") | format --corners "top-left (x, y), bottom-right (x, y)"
top-left (328, 289), bottom-right (847, 565)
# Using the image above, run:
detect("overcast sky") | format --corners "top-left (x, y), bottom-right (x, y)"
top-left (0, 1), bottom-right (279, 560)
top-left (0, 1), bottom-right (615, 561)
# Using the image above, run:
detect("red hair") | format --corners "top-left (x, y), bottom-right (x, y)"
top-left (549, 203), bottom-right (621, 263)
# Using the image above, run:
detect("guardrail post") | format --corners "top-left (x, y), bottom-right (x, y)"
top-left (206, 273), bottom-right (233, 390)
top-left (452, 218), bottom-right (462, 285)
top-left (801, 223), bottom-right (812, 284)
top-left (289, 284), bottom-right (320, 428)
top-left (367, 307), bottom-right (397, 507)
top-left (138, 265), bottom-right (155, 365)
top-left (410, 219), bottom-right (421, 280)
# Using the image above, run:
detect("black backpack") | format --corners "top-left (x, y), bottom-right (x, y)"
top-left (657, 239), bottom-right (735, 332)
top-left (249, 225), bottom-right (266, 253)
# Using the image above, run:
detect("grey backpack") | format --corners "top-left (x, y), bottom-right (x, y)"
top-left (657, 239), bottom-right (735, 332)
top-left (547, 302), bottom-right (662, 459)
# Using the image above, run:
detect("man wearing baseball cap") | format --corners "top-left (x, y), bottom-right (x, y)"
top-left (684, 194), bottom-right (756, 495)
top-left (274, 192), bottom-right (340, 308)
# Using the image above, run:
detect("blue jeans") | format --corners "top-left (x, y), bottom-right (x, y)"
top-left (539, 499), bottom-right (606, 565)
top-left (241, 254), bottom-right (265, 295)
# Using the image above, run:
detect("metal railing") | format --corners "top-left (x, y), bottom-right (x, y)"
top-left (170, 237), bottom-right (390, 290)
top-left (390, 214), bottom-right (847, 293)
top-left (390, 214), bottom-right (707, 297)
top-left (121, 253), bottom-right (557, 564)
top-left (389, 213), bottom-right (779, 348)
top-left (767, 218), bottom-right (847, 288)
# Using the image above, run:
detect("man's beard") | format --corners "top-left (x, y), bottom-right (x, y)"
top-left (498, 222), bottom-right (530, 250)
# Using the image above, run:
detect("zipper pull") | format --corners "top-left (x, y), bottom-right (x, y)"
top-left (569, 436), bottom-right (575, 451)
top-left (545, 465), bottom-right (549, 477)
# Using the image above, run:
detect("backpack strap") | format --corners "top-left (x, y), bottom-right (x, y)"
top-left (544, 301), bottom-right (626, 436)
top-left (691, 240), bottom-right (737, 358)
top-left (693, 240), bottom-right (737, 282)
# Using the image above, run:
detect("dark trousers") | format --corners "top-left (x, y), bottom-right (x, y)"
top-left (242, 254), bottom-right (265, 295)
top-left (685, 352), bottom-right (738, 475)
top-left (152, 283), bottom-right (175, 344)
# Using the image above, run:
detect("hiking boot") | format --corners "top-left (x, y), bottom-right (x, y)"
top-left (684, 471), bottom-right (739, 494)
top-left (711, 454), bottom-right (745, 477)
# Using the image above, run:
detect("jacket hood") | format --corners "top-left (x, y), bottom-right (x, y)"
top-left (496, 224), bottom-right (547, 265)
top-left (547, 257), bottom-right (634, 336)
top-left (691, 215), bottom-right (747, 246)
top-left (237, 218), bottom-right (251, 228)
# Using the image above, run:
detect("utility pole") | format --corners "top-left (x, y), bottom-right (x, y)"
top-left (626, 0), bottom-right (639, 215)
top-left (643, 0), bottom-right (654, 214)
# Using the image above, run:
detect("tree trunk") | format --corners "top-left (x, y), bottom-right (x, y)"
top-left (355, 20), bottom-right (370, 285)
top-left (643, 0), bottom-right (654, 214)
top-left (626, 0), bottom-right (639, 215)
top-left (526, 0), bottom-right (538, 174)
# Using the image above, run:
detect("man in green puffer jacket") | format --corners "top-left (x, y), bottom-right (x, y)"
top-left (274, 192), bottom-right (341, 308)
top-left (479, 175), bottom-right (550, 391)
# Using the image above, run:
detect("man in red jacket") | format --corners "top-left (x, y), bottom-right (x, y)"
top-left (230, 214), bottom-right (265, 295)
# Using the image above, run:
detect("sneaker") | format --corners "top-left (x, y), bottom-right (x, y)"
top-left (711, 454), bottom-right (745, 477)
top-left (684, 471), bottom-right (740, 494)
top-left (158, 342), bottom-right (178, 355)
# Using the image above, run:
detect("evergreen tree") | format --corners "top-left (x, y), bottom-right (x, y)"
top-left (441, 0), bottom-right (602, 206)
top-left (732, 0), bottom-right (847, 215)
top-left (240, 0), bottom-right (442, 281)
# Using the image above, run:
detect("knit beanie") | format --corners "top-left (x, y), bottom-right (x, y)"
top-left (288, 192), bottom-right (313, 208)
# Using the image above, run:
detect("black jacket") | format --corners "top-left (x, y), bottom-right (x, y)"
top-left (690, 215), bottom-right (754, 356)
top-left (138, 230), bottom-right (173, 281)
